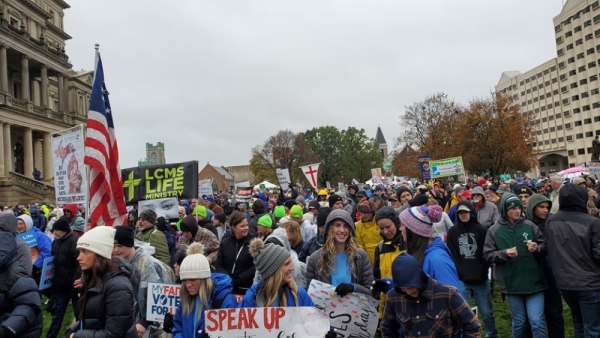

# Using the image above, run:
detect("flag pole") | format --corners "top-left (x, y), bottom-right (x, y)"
top-left (84, 44), bottom-right (99, 230)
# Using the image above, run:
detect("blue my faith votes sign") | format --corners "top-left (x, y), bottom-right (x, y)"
top-left (39, 256), bottom-right (54, 291)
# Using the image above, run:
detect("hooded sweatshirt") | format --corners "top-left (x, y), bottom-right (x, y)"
top-left (422, 237), bottom-right (461, 290)
top-left (525, 194), bottom-right (552, 232)
top-left (380, 253), bottom-right (481, 338)
top-left (446, 201), bottom-right (490, 284)
top-left (471, 186), bottom-right (500, 228)
top-left (64, 204), bottom-right (85, 233)
top-left (0, 213), bottom-right (32, 274)
top-left (17, 214), bottom-right (52, 270)
top-left (483, 193), bottom-right (546, 295)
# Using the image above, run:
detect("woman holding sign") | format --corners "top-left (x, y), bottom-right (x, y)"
top-left (172, 242), bottom-right (237, 338)
top-left (306, 209), bottom-right (374, 296)
top-left (16, 214), bottom-right (52, 286)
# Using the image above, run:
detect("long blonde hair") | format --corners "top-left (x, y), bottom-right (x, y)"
top-left (256, 268), bottom-right (299, 307)
top-left (279, 221), bottom-right (303, 247)
top-left (180, 278), bottom-right (214, 320)
top-left (317, 225), bottom-right (357, 278)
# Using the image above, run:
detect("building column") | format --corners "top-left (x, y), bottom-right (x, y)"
top-left (0, 45), bottom-right (7, 93)
top-left (43, 132), bottom-right (52, 181)
top-left (63, 76), bottom-right (69, 112)
top-left (32, 79), bottom-right (40, 106)
top-left (23, 127), bottom-right (33, 178)
top-left (3, 123), bottom-right (12, 175)
top-left (34, 139), bottom-right (43, 172)
top-left (0, 123), bottom-right (4, 177)
top-left (57, 73), bottom-right (64, 111)
top-left (21, 55), bottom-right (30, 101)
top-left (40, 65), bottom-right (48, 107)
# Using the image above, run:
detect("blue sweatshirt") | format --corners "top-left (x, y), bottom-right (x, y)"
top-left (422, 237), bottom-right (461, 290)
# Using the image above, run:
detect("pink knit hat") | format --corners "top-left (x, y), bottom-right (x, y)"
top-left (399, 205), bottom-right (443, 238)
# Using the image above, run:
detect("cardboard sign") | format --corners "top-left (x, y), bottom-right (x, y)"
top-left (39, 256), bottom-right (54, 290)
top-left (430, 156), bottom-right (465, 179)
top-left (371, 168), bottom-right (383, 184)
top-left (52, 128), bottom-right (87, 204)
top-left (308, 280), bottom-right (379, 338)
top-left (147, 282), bottom-right (181, 323)
top-left (121, 161), bottom-right (199, 205)
top-left (205, 307), bottom-right (329, 338)
top-left (17, 230), bottom-right (38, 247)
top-left (231, 186), bottom-right (253, 206)
top-left (276, 168), bottom-right (291, 191)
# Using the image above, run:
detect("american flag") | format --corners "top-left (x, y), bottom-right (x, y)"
top-left (84, 52), bottom-right (127, 227)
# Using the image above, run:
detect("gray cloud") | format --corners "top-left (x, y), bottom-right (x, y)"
top-left (65, 0), bottom-right (563, 168)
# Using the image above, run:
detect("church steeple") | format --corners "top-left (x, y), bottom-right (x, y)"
top-left (375, 126), bottom-right (388, 158)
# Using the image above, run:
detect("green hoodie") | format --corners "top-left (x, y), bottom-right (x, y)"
top-left (483, 193), bottom-right (546, 295)
top-left (525, 194), bottom-right (552, 232)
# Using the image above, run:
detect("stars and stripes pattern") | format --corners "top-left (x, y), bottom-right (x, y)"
top-left (84, 52), bottom-right (127, 227)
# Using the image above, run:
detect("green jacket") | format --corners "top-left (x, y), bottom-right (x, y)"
top-left (483, 193), bottom-right (546, 295)
top-left (135, 225), bottom-right (170, 266)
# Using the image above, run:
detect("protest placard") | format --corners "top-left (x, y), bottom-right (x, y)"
top-left (39, 256), bottom-right (54, 291)
top-left (276, 168), bottom-right (291, 191)
top-left (231, 186), bottom-right (253, 206)
top-left (198, 178), bottom-right (214, 197)
top-left (16, 230), bottom-right (38, 247)
top-left (205, 307), bottom-right (329, 338)
top-left (147, 282), bottom-right (181, 323)
top-left (338, 182), bottom-right (346, 193)
top-left (308, 280), bottom-right (379, 338)
top-left (589, 162), bottom-right (600, 174)
top-left (138, 197), bottom-right (179, 221)
top-left (430, 156), bottom-right (465, 179)
top-left (52, 128), bottom-right (87, 204)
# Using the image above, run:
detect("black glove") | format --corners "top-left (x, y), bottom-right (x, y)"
top-left (163, 312), bottom-right (174, 333)
top-left (325, 329), bottom-right (337, 338)
top-left (200, 331), bottom-right (211, 338)
top-left (334, 283), bottom-right (354, 297)
top-left (370, 278), bottom-right (393, 297)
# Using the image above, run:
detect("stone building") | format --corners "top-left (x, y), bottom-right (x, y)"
top-left (198, 163), bottom-right (235, 193)
top-left (138, 142), bottom-right (166, 166)
top-left (224, 164), bottom-right (254, 185)
top-left (0, 0), bottom-right (91, 205)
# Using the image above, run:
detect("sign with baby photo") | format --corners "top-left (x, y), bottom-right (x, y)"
top-left (52, 128), bottom-right (87, 204)
top-left (308, 280), bottom-right (379, 338)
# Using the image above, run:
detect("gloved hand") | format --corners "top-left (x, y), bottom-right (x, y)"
top-left (163, 312), bottom-right (174, 333)
top-left (325, 329), bottom-right (337, 338)
top-left (200, 331), bottom-right (211, 338)
top-left (334, 283), bottom-right (355, 297)
top-left (370, 278), bottom-right (393, 297)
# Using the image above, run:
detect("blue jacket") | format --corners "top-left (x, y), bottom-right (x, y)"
top-left (422, 237), bottom-right (461, 290)
top-left (172, 273), bottom-right (237, 338)
top-left (30, 208), bottom-right (47, 232)
top-left (238, 281), bottom-right (314, 307)
top-left (31, 226), bottom-right (52, 269)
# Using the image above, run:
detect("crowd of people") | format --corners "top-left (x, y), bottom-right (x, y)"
top-left (0, 173), bottom-right (599, 337)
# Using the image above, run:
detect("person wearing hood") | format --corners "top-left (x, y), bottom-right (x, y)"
top-left (16, 214), bottom-right (52, 285)
top-left (372, 206), bottom-right (407, 319)
top-left (399, 205), bottom-right (461, 289)
top-left (525, 193), bottom-right (565, 338)
top-left (490, 176), bottom-right (500, 191)
top-left (135, 209), bottom-right (171, 266)
top-left (63, 204), bottom-right (85, 236)
top-left (65, 226), bottom-right (137, 337)
top-left (347, 184), bottom-right (359, 206)
top-left (112, 226), bottom-right (175, 337)
top-left (471, 186), bottom-right (500, 228)
top-left (545, 183), bottom-right (600, 338)
top-left (247, 199), bottom-right (270, 239)
top-left (177, 214), bottom-right (219, 263)
top-left (172, 242), bottom-right (237, 338)
top-left (0, 213), bottom-right (32, 275)
top-left (0, 231), bottom-right (43, 338)
top-left (444, 186), bottom-right (465, 212)
top-left (306, 209), bottom-right (374, 296)
top-left (447, 201), bottom-right (498, 338)
top-left (254, 228), bottom-right (307, 288)
top-left (46, 217), bottom-right (81, 338)
top-left (46, 207), bottom-right (65, 237)
top-left (355, 200), bottom-right (380, 266)
top-left (299, 207), bottom-right (331, 263)
top-left (483, 193), bottom-right (547, 338)
top-left (28, 206), bottom-right (46, 232)
top-left (379, 253), bottom-right (481, 338)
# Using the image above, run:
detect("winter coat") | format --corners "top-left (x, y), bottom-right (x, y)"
top-left (373, 232), bottom-right (406, 319)
top-left (483, 193), bottom-right (547, 295)
top-left (380, 253), bottom-right (481, 338)
top-left (16, 218), bottom-right (52, 270)
top-left (67, 257), bottom-right (137, 338)
top-left (298, 235), bottom-right (322, 263)
top-left (422, 237), bottom-right (461, 290)
top-left (525, 193), bottom-right (553, 233)
top-left (214, 234), bottom-right (256, 294)
top-left (135, 225), bottom-right (171, 266)
top-left (50, 231), bottom-right (80, 295)
top-left (299, 219), bottom-right (316, 244)
top-left (198, 219), bottom-right (219, 239)
top-left (471, 187), bottom-right (500, 228)
top-left (306, 247), bottom-right (374, 296)
top-left (209, 203), bottom-right (224, 216)
top-left (0, 232), bottom-right (42, 338)
top-left (172, 273), bottom-right (237, 337)
top-left (248, 212), bottom-right (268, 239)
top-left (29, 208), bottom-right (46, 232)
top-left (431, 212), bottom-right (453, 240)
top-left (0, 214), bottom-right (32, 275)
top-left (447, 201), bottom-right (490, 284)
top-left (129, 241), bottom-right (175, 327)
top-left (239, 280), bottom-right (314, 307)
top-left (355, 216), bottom-right (380, 265)
top-left (546, 183), bottom-right (600, 291)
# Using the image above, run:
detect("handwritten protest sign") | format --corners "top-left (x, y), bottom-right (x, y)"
top-left (205, 307), bottom-right (329, 338)
top-left (39, 256), bottom-right (54, 290)
top-left (147, 282), bottom-right (181, 323)
top-left (276, 168), bottom-right (291, 191)
top-left (16, 230), bottom-right (38, 247)
top-left (308, 280), bottom-right (379, 338)
top-left (52, 128), bottom-right (87, 204)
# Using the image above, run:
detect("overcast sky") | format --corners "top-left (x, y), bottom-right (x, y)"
top-left (65, 0), bottom-right (564, 169)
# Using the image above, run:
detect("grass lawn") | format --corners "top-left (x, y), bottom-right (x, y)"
top-left (41, 296), bottom-right (75, 338)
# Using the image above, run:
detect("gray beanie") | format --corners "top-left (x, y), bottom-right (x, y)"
top-left (323, 209), bottom-right (355, 241)
top-left (249, 238), bottom-right (290, 280)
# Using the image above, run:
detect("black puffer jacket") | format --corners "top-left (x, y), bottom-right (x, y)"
top-left (0, 232), bottom-right (43, 338)
top-left (50, 231), bottom-right (80, 295)
top-left (67, 257), bottom-right (137, 338)
top-left (214, 234), bottom-right (256, 294)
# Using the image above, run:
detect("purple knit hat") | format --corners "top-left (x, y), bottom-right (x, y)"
top-left (399, 205), bottom-right (443, 238)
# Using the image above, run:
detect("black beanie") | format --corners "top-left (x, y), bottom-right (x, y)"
top-left (214, 213), bottom-right (227, 224)
top-left (284, 199), bottom-right (296, 210)
top-left (328, 194), bottom-right (343, 208)
top-left (316, 207), bottom-right (332, 227)
top-left (180, 215), bottom-right (199, 238)
top-left (375, 206), bottom-right (400, 229)
top-left (408, 194), bottom-right (429, 207)
top-left (114, 226), bottom-right (134, 248)
top-left (396, 187), bottom-right (413, 201)
top-left (52, 216), bottom-right (71, 233)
